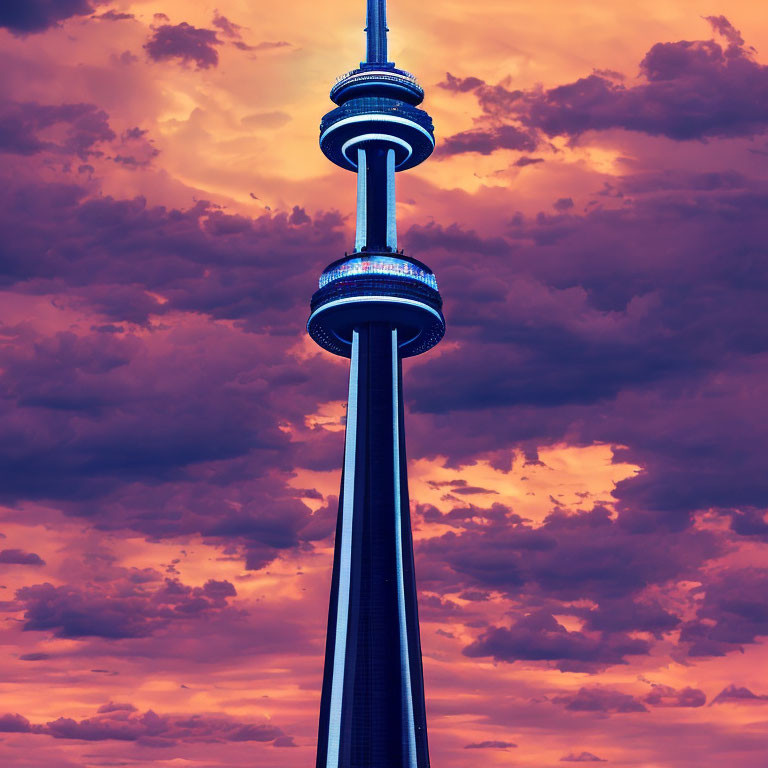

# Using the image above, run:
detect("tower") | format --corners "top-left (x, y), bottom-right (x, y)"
top-left (308, 1), bottom-right (443, 767)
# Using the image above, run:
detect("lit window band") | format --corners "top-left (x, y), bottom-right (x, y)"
top-left (319, 257), bottom-right (438, 291)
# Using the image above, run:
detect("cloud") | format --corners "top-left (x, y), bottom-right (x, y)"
top-left (422, 506), bottom-right (719, 603)
top-left (438, 125), bottom-right (537, 157)
top-left (402, 169), bottom-right (768, 531)
top-left (0, 548), bottom-right (45, 566)
top-left (15, 577), bottom-right (237, 639)
top-left (0, 0), bottom-right (94, 35)
top-left (464, 740), bottom-right (517, 749)
top-left (463, 611), bottom-right (650, 672)
top-left (643, 684), bottom-right (707, 708)
top-left (704, 15), bottom-right (745, 46)
top-left (0, 705), bottom-right (288, 745)
top-left (555, 686), bottom-right (648, 714)
top-left (680, 569), bottom-right (768, 656)
top-left (439, 23), bottom-right (768, 146)
top-left (710, 684), bottom-right (768, 705)
top-left (0, 163), bottom-right (346, 566)
top-left (211, 12), bottom-right (242, 39)
top-left (561, 753), bottom-right (607, 763)
top-left (144, 23), bottom-right (222, 69)
top-left (583, 599), bottom-right (680, 637)
top-left (438, 72), bottom-right (487, 93)
top-left (0, 713), bottom-right (33, 732)
top-left (0, 101), bottom-right (114, 158)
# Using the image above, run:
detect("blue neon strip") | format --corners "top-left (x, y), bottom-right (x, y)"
top-left (309, 295), bottom-right (443, 327)
top-left (355, 148), bottom-right (367, 252)
top-left (326, 330), bottom-right (359, 768)
top-left (342, 133), bottom-right (413, 169)
top-left (319, 258), bottom-right (438, 291)
top-left (392, 328), bottom-right (418, 767)
top-left (320, 114), bottom-right (435, 147)
top-left (386, 148), bottom-right (397, 250)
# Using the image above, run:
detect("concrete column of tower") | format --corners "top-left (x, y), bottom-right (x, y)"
top-left (355, 143), bottom-right (397, 252)
top-left (355, 148), bottom-right (367, 251)
top-left (386, 148), bottom-right (397, 250)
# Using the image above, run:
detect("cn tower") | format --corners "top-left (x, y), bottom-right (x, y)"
top-left (307, 0), bottom-right (443, 766)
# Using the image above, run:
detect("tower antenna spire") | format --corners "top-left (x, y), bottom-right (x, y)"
top-left (365, 0), bottom-right (389, 65)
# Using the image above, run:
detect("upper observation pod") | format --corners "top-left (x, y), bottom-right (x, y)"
top-left (319, 0), bottom-right (435, 172)
top-left (310, 0), bottom-right (444, 360)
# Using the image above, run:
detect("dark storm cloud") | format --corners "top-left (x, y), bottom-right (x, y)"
top-left (0, 0), bottom-right (94, 35)
top-left (15, 577), bottom-right (237, 639)
top-left (680, 569), bottom-right (768, 657)
top-left (554, 686), bottom-right (648, 714)
top-left (703, 15), bottom-right (745, 47)
top-left (463, 611), bottom-right (650, 672)
top-left (0, 549), bottom-right (45, 565)
top-left (643, 684), bottom-right (707, 708)
top-left (0, 181), bottom-right (343, 327)
top-left (144, 23), bottom-right (222, 69)
top-left (421, 507), bottom-right (720, 603)
top-left (402, 169), bottom-right (768, 529)
top-left (438, 21), bottom-right (768, 150)
top-left (464, 740), bottom-right (517, 749)
top-left (519, 39), bottom-right (768, 141)
top-left (583, 599), bottom-right (680, 637)
top-left (710, 684), bottom-right (768, 705)
top-left (437, 73), bottom-right (487, 93)
top-left (0, 713), bottom-right (33, 732)
top-left (0, 705), bottom-right (287, 745)
top-left (438, 125), bottom-right (537, 157)
top-left (728, 508), bottom-right (768, 539)
top-left (0, 101), bottom-right (114, 158)
top-left (0, 135), bottom-right (347, 565)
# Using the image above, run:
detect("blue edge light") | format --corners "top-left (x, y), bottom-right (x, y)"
top-left (320, 256), bottom-right (438, 291)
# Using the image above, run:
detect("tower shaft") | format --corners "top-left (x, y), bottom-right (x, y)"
top-left (317, 324), bottom-right (429, 768)
top-left (311, 1), bottom-right (442, 765)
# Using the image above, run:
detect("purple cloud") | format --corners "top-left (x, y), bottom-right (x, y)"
top-left (16, 577), bottom-right (237, 639)
top-left (438, 72), bottom-right (487, 93)
top-left (555, 686), bottom-right (648, 714)
top-left (561, 753), bottom-right (607, 763)
top-left (144, 23), bottom-right (221, 69)
top-left (704, 15), bottom-right (745, 46)
top-left (439, 23), bottom-right (768, 147)
top-left (0, 713), bottom-right (33, 732)
top-left (643, 684), bottom-right (706, 708)
top-left (463, 611), bottom-right (650, 672)
top-left (0, 705), bottom-right (287, 745)
top-left (710, 684), bottom-right (768, 705)
top-left (0, 101), bottom-right (114, 158)
top-left (422, 506), bottom-right (719, 603)
top-left (680, 569), bottom-right (768, 656)
top-left (465, 740), bottom-right (517, 749)
top-left (0, 0), bottom-right (93, 35)
top-left (0, 548), bottom-right (45, 565)
top-left (438, 125), bottom-right (537, 157)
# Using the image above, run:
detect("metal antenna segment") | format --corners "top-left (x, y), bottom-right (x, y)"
top-left (365, 0), bottom-right (389, 64)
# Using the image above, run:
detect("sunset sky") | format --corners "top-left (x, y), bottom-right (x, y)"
top-left (1, 1), bottom-right (768, 766)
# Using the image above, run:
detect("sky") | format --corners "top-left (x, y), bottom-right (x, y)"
top-left (1, 0), bottom-right (767, 766)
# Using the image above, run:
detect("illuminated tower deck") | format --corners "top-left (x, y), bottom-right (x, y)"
top-left (308, 1), bottom-right (443, 766)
